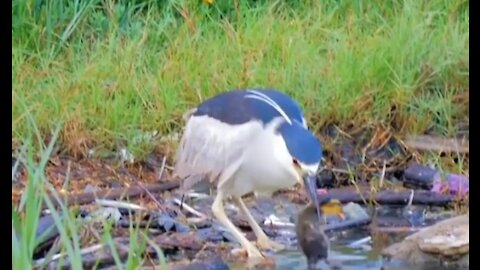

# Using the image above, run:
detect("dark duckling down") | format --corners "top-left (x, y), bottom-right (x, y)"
top-left (295, 199), bottom-right (345, 270)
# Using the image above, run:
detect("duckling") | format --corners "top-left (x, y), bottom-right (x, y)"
top-left (295, 199), bottom-right (344, 270)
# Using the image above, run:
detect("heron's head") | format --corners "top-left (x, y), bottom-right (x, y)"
top-left (276, 120), bottom-right (322, 202)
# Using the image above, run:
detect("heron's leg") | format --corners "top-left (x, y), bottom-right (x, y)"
top-left (232, 196), bottom-right (285, 251)
top-left (212, 190), bottom-right (264, 259)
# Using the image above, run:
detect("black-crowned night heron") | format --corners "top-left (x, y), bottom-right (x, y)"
top-left (174, 88), bottom-right (323, 259)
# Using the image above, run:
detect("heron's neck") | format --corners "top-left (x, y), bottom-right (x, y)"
top-left (246, 124), bottom-right (298, 179)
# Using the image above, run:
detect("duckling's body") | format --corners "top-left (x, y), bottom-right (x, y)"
top-left (296, 200), bottom-right (344, 270)
top-left (296, 202), bottom-right (329, 269)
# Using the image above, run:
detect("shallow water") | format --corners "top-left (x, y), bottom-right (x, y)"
top-left (274, 249), bottom-right (384, 270)
top-left (226, 227), bottom-right (460, 270)
top-left (227, 246), bottom-right (408, 270)
top-left (276, 230), bottom-right (375, 269)
top-left (225, 229), bottom-right (406, 270)
top-left (186, 195), bottom-right (464, 270)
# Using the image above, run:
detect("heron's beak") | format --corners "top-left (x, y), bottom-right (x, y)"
top-left (302, 172), bottom-right (317, 202)
top-left (302, 172), bottom-right (322, 222)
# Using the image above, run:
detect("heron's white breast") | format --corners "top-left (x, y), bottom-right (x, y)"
top-left (228, 119), bottom-right (299, 196)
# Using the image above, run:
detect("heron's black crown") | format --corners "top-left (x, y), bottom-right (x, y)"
top-left (278, 120), bottom-right (322, 165)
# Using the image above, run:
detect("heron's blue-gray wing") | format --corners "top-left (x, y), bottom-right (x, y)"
top-left (174, 112), bottom-right (264, 191)
top-left (174, 88), bottom-right (307, 190)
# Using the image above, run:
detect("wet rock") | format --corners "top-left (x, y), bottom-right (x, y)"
top-left (156, 213), bottom-right (191, 233)
top-left (90, 207), bottom-right (122, 224)
top-left (317, 169), bottom-right (335, 188)
top-left (189, 179), bottom-right (212, 195)
top-left (213, 224), bottom-right (239, 244)
top-left (197, 227), bottom-right (227, 243)
top-left (382, 214), bottom-right (469, 269)
top-left (250, 197), bottom-right (277, 218)
top-left (35, 214), bottom-right (59, 241)
top-left (375, 216), bottom-right (412, 227)
top-left (403, 162), bottom-right (440, 190)
top-left (263, 214), bottom-right (294, 228)
top-left (343, 202), bottom-right (370, 220)
top-left (107, 181), bottom-right (123, 189)
top-left (402, 205), bottom-right (426, 227)
top-left (424, 210), bottom-right (457, 221)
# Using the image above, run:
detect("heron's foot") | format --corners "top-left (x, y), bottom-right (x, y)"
top-left (256, 236), bottom-right (285, 251)
top-left (232, 244), bottom-right (265, 259)
top-left (247, 245), bottom-right (265, 259)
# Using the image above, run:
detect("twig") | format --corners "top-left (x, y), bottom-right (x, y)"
top-left (184, 192), bottom-right (210, 200)
top-left (46, 181), bottom-right (180, 208)
top-left (330, 168), bottom-right (351, 174)
top-left (379, 160), bottom-right (386, 188)
top-left (172, 198), bottom-right (207, 219)
top-left (324, 217), bottom-right (372, 233)
top-left (12, 156), bottom-right (21, 182)
top-left (135, 156), bottom-right (168, 210)
top-left (348, 236), bottom-right (372, 248)
top-left (138, 182), bottom-right (164, 209)
top-left (95, 199), bottom-right (146, 211)
top-left (405, 135), bottom-right (469, 153)
top-left (158, 156), bottom-right (167, 181)
top-left (41, 238), bottom-right (131, 270)
top-left (318, 190), bottom-right (456, 207)
top-left (406, 190), bottom-right (414, 207)
top-left (34, 243), bottom-right (104, 267)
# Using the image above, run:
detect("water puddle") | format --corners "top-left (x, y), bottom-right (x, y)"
top-left (183, 194), bottom-right (465, 270)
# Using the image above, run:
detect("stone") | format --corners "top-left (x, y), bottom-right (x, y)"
top-left (382, 214), bottom-right (469, 269)
top-left (343, 202), bottom-right (370, 220)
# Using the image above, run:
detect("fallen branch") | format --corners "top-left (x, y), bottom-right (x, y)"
top-left (95, 199), bottom-right (147, 211)
top-left (35, 243), bottom-right (104, 267)
top-left (149, 232), bottom-right (205, 251)
top-left (320, 190), bottom-right (457, 207)
top-left (46, 181), bottom-right (180, 208)
top-left (36, 238), bottom-right (131, 270)
top-left (405, 135), bottom-right (469, 153)
top-left (172, 198), bottom-right (207, 219)
top-left (324, 217), bottom-right (372, 233)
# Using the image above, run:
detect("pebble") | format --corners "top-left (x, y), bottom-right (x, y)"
top-left (343, 202), bottom-right (370, 220)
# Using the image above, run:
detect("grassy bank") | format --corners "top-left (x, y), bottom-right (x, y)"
top-left (13, 0), bottom-right (469, 160)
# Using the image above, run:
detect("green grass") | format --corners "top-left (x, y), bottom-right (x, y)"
top-left (12, 0), bottom-right (469, 159)
top-left (12, 124), bottom-right (167, 269)
top-left (12, 0), bottom-right (469, 268)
